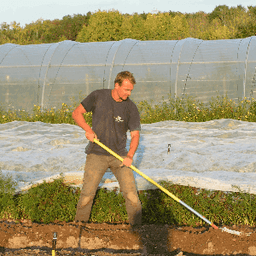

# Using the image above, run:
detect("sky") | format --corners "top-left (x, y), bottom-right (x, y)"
top-left (1, 0), bottom-right (256, 28)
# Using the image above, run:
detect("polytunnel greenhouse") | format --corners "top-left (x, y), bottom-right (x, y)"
top-left (0, 37), bottom-right (256, 112)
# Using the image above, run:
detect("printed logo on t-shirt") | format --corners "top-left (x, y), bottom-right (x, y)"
top-left (114, 116), bottom-right (124, 122)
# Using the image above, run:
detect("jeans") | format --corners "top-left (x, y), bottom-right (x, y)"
top-left (75, 154), bottom-right (142, 225)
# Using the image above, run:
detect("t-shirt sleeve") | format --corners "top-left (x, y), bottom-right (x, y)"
top-left (81, 90), bottom-right (97, 112)
top-left (128, 102), bottom-right (141, 132)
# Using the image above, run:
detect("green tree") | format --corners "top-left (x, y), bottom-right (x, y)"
top-left (0, 22), bottom-right (12, 44)
top-left (208, 5), bottom-right (230, 25)
top-left (55, 13), bottom-right (91, 41)
top-left (0, 22), bottom-right (25, 44)
top-left (19, 19), bottom-right (64, 44)
top-left (120, 13), bottom-right (147, 40)
top-left (76, 10), bottom-right (124, 42)
top-left (225, 6), bottom-right (248, 39)
top-left (235, 6), bottom-right (256, 38)
top-left (186, 11), bottom-right (211, 39)
top-left (144, 12), bottom-right (189, 40)
top-left (207, 5), bottom-right (249, 39)
top-left (0, 19), bottom-right (59, 45)
top-left (207, 18), bottom-right (232, 39)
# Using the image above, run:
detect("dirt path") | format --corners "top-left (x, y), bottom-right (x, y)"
top-left (0, 220), bottom-right (255, 255)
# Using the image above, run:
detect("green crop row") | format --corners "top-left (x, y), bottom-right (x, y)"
top-left (0, 176), bottom-right (255, 226)
top-left (1, 94), bottom-right (256, 124)
top-left (137, 94), bottom-right (256, 123)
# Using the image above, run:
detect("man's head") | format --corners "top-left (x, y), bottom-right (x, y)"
top-left (113, 71), bottom-right (136, 101)
top-left (114, 71), bottom-right (136, 87)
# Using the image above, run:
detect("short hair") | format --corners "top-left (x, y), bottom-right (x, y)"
top-left (114, 71), bottom-right (136, 86)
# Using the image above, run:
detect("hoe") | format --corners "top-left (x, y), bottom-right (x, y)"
top-left (94, 139), bottom-right (251, 236)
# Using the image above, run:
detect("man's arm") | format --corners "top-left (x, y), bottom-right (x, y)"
top-left (72, 103), bottom-right (97, 142)
top-left (122, 130), bottom-right (140, 167)
top-left (127, 130), bottom-right (140, 159)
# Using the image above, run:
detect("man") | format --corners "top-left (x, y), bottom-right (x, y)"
top-left (72, 71), bottom-right (142, 226)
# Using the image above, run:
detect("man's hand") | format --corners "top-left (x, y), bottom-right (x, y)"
top-left (72, 104), bottom-right (97, 142)
top-left (85, 131), bottom-right (98, 142)
top-left (120, 156), bottom-right (133, 167)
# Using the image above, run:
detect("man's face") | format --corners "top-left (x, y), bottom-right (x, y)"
top-left (115, 79), bottom-right (134, 101)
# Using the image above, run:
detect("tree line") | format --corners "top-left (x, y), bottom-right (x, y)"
top-left (0, 5), bottom-right (256, 45)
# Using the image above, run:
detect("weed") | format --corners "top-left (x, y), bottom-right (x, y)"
top-left (15, 176), bottom-right (80, 223)
top-left (90, 188), bottom-right (128, 223)
top-left (0, 171), bottom-right (18, 219)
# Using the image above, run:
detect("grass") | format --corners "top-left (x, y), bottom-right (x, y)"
top-left (0, 93), bottom-right (256, 226)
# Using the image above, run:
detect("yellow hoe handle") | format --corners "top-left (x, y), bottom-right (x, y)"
top-left (93, 138), bottom-right (218, 229)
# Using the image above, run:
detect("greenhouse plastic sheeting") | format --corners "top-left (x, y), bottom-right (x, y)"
top-left (0, 37), bottom-right (256, 112)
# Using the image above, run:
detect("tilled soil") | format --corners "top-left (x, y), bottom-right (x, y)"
top-left (0, 220), bottom-right (255, 255)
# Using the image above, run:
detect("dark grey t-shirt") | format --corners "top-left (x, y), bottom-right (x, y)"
top-left (81, 89), bottom-right (141, 156)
